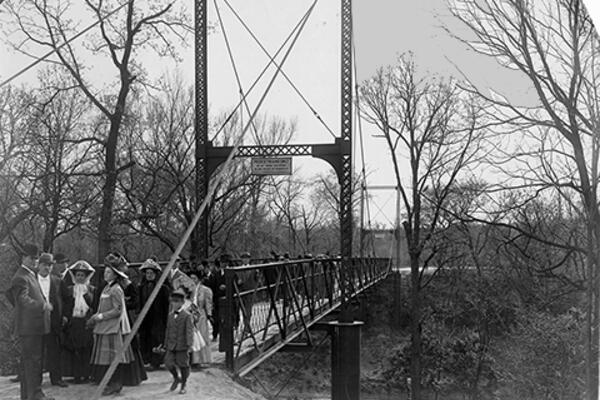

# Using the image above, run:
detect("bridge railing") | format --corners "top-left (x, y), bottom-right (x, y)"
top-left (220, 257), bottom-right (391, 374)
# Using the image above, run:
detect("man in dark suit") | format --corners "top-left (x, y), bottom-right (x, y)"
top-left (37, 253), bottom-right (68, 387)
top-left (7, 244), bottom-right (55, 400)
top-left (50, 253), bottom-right (68, 279)
top-left (239, 252), bottom-right (256, 335)
top-left (206, 259), bottom-right (226, 341)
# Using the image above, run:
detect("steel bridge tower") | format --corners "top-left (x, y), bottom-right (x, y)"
top-left (193, 0), bottom-right (355, 321)
top-left (193, 0), bottom-right (353, 262)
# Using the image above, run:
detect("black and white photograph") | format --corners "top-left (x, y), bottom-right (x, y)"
top-left (0, 1), bottom-right (599, 399)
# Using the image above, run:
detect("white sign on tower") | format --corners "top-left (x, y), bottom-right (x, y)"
top-left (251, 157), bottom-right (293, 175)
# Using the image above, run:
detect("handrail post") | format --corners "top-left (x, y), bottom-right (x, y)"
top-left (224, 267), bottom-right (235, 371)
top-left (282, 264), bottom-right (288, 338)
top-left (326, 260), bottom-right (334, 306)
top-left (310, 260), bottom-right (316, 312)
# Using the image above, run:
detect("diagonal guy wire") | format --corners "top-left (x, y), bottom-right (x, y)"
top-left (214, 0), bottom-right (263, 146)
top-left (223, 0), bottom-right (337, 139)
top-left (210, 2), bottom-right (316, 142)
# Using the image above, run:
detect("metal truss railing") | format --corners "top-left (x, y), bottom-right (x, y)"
top-left (219, 257), bottom-right (390, 375)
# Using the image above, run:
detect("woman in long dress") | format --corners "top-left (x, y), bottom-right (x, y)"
top-left (190, 272), bottom-right (213, 366)
top-left (87, 257), bottom-right (136, 395)
top-left (176, 273), bottom-right (206, 367)
top-left (109, 252), bottom-right (147, 385)
top-left (137, 259), bottom-right (169, 370)
top-left (61, 261), bottom-right (96, 383)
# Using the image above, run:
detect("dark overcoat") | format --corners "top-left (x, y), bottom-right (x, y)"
top-left (7, 266), bottom-right (47, 335)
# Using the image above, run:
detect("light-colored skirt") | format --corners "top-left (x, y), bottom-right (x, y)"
top-left (190, 327), bottom-right (207, 364)
top-left (192, 329), bottom-right (206, 351)
top-left (197, 314), bottom-right (212, 364)
top-left (91, 333), bottom-right (135, 366)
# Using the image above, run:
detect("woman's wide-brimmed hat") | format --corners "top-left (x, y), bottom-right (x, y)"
top-left (140, 258), bottom-right (162, 273)
top-left (104, 252), bottom-right (128, 280)
top-left (68, 260), bottom-right (95, 275)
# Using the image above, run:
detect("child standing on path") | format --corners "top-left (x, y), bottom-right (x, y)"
top-left (158, 288), bottom-right (194, 395)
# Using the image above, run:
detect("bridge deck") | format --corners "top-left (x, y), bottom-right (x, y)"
top-left (215, 257), bottom-right (390, 375)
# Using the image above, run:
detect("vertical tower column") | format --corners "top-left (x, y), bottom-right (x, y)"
top-left (339, 0), bottom-right (353, 320)
top-left (359, 185), bottom-right (365, 258)
top-left (195, 0), bottom-right (209, 259)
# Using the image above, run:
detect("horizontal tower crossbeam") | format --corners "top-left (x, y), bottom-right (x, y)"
top-left (204, 139), bottom-right (351, 178)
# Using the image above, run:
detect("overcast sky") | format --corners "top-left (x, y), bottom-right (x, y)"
top-left (1, 0), bottom-right (599, 230)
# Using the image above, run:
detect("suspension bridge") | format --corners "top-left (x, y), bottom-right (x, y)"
top-left (1, 0), bottom-right (397, 399)
top-left (112, 1), bottom-right (395, 399)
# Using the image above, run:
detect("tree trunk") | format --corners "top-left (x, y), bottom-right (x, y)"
top-left (591, 274), bottom-right (599, 400)
top-left (409, 251), bottom-right (422, 400)
top-left (43, 177), bottom-right (63, 252)
top-left (585, 219), bottom-right (600, 400)
top-left (470, 326), bottom-right (487, 400)
top-left (42, 224), bottom-right (54, 252)
top-left (97, 120), bottom-right (121, 262)
top-left (42, 213), bottom-right (58, 252)
top-left (96, 63), bottom-right (132, 260)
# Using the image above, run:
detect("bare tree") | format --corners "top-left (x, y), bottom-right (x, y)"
top-left (298, 196), bottom-right (329, 254)
top-left (0, 86), bottom-right (36, 243)
top-left (118, 75), bottom-right (195, 252)
top-left (313, 171), bottom-right (363, 225)
top-left (4, 0), bottom-right (192, 260)
top-left (26, 69), bottom-right (99, 251)
top-left (266, 175), bottom-right (304, 254)
top-left (204, 115), bottom-right (296, 257)
top-left (117, 74), bottom-right (297, 258)
top-left (448, 1), bottom-right (600, 396)
top-left (0, 74), bottom-right (98, 252)
top-left (360, 53), bottom-right (484, 399)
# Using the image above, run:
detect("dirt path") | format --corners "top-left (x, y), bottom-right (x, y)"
top-left (0, 368), bottom-right (265, 400)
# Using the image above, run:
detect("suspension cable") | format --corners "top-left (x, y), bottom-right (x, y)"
top-left (0, 0), bottom-right (133, 88)
top-left (214, 0), bottom-right (263, 146)
top-left (352, 24), bottom-right (376, 255)
top-left (91, 2), bottom-right (318, 398)
top-left (210, 3), bottom-right (315, 142)
top-left (222, 0), bottom-right (337, 139)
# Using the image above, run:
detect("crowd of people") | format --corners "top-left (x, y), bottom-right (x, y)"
top-left (6, 244), bottom-right (249, 399)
